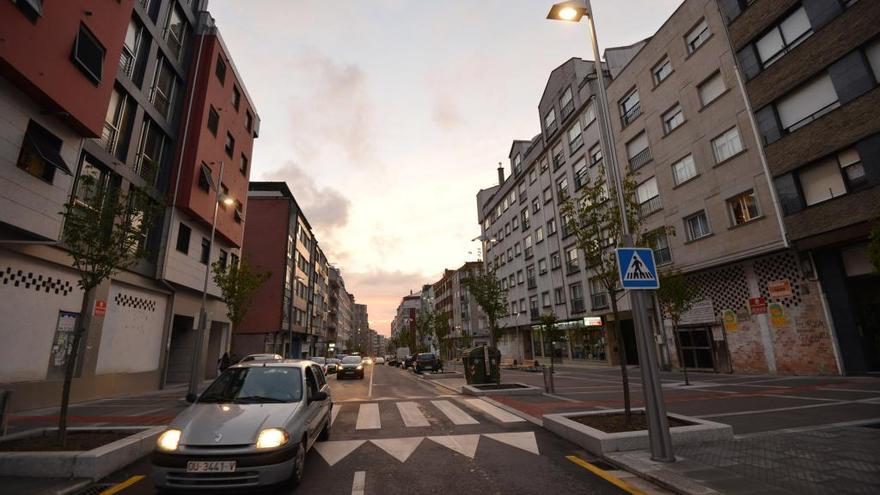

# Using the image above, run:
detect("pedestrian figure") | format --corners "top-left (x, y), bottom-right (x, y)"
top-left (218, 352), bottom-right (231, 373)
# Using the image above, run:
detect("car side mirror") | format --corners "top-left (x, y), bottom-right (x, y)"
top-left (311, 391), bottom-right (328, 402)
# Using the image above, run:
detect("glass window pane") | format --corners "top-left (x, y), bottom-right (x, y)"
top-left (779, 7), bottom-right (810, 44)
top-left (756, 28), bottom-right (785, 64)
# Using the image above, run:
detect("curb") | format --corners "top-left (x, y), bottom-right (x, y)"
top-left (601, 453), bottom-right (720, 495)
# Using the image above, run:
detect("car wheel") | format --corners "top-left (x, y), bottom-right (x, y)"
top-left (318, 411), bottom-right (331, 441)
top-left (288, 439), bottom-right (306, 488)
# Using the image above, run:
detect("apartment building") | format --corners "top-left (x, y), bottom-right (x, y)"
top-left (328, 267), bottom-right (354, 353)
top-left (476, 0), bottom-right (845, 375)
top-left (235, 182), bottom-right (316, 359)
top-left (432, 262), bottom-right (490, 355)
top-left (719, 0), bottom-right (880, 373)
top-left (391, 292), bottom-right (421, 349)
top-left (310, 246), bottom-right (331, 356)
top-left (353, 303), bottom-right (370, 352)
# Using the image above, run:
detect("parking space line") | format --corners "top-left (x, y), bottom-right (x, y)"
top-left (566, 456), bottom-right (646, 495)
top-left (99, 475), bottom-right (144, 495)
top-left (356, 403), bottom-right (381, 430)
top-left (396, 402), bottom-right (430, 427)
top-left (697, 401), bottom-right (846, 418)
top-left (351, 470), bottom-right (366, 495)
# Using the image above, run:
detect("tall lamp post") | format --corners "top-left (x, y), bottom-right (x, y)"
top-left (547, 0), bottom-right (674, 462)
top-left (186, 160), bottom-right (235, 402)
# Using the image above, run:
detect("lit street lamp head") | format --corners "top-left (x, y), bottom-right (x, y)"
top-left (547, 1), bottom-right (589, 22)
top-left (221, 195), bottom-right (235, 206)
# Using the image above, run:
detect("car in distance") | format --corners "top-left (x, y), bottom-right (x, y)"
top-left (375, 356), bottom-right (385, 364)
top-left (152, 360), bottom-right (332, 490)
top-left (414, 353), bottom-right (440, 373)
top-left (337, 355), bottom-right (364, 380)
top-left (386, 355), bottom-right (399, 366)
top-left (326, 358), bottom-right (340, 374)
top-left (402, 355), bottom-right (416, 369)
top-left (238, 353), bottom-right (283, 363)
top-left (311, 356), bottom-right (327, 375)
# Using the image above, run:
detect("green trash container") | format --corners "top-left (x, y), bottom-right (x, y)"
top-left (462, 346), bottom-right (501, 384)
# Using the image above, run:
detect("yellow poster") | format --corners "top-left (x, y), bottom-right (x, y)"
top-left (722, 309), bottom-right (738, 332)
top-left (769, 303), bottom-right (788, 328)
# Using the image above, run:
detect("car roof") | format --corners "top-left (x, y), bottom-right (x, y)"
top-left (231, 359), bottom-right (318, 369)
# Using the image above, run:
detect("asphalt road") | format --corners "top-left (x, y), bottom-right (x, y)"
top-left (91, 363), bottom-right (648, 495)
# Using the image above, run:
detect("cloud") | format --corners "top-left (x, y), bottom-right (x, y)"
top-left (288, 51), bottom-right (374, 162)
top-left (342, 269), bottom-right (438, 335)
top-left (431, 96), bottom-right (463, 130)
top-left (263, 160), bottom-right (351, 242)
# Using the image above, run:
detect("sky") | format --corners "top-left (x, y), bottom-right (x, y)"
top-left (208, 0), bottom-right (683, 335)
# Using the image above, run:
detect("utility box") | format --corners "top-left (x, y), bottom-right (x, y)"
top-left (461, 346), bottom-right (501, 384)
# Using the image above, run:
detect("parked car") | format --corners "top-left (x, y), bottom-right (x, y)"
top-left (337, 355), bottom-right (365, 380)
top-left (414, 353), bottom-right (440, 373)
top-left (402, 355), bottom-right (416, 369)
top-left (326, 358), bottom-right (340, 374)
top-left (386, 356), bottom-right (399, 366)
top-left (375, 356), bottom-right (385, 364)
top-left (152, 360), bottom-right (332, 490)
top-left (238, 353), bottom-right (283, 363)
top-left (311, 356), bottom-right (327, 375)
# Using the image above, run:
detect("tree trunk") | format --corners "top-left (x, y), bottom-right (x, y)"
top-left (610, 293), bottom-right (632, 421)
top-left (58, 287), bottom-right (93, 447)
top-left (671, 320), bottom-right (689, 385)
top-left (489, 317), bottom-right (497, 349)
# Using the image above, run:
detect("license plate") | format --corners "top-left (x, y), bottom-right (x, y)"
top-left (186, 461), bottom-right (236, 473)
top-left (424, 366), bottom-right (432, 370)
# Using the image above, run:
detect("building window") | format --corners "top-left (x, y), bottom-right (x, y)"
top-left (200, 238), bottom-right (211, 264)
top-left (232, 85), bottom-right (241, 111)
top-left (544, 108), bottom-right (557, 132)
top-left (636, 177), bottom-right (661, 216)
top-left (245, 111), bottom-right (254, 133)
top-left (529, 168), bottom-right (537, 184)
top-left (72, 24), bottom-right (105, 84)
top-left (590, 144), bottom-right (603, 165)
top-left (552, 143), bottom-right (565, 169)
top-left (574, 158), bottom-right (589, 190)
top-left (516, 270), bottom-right (524, 284)
top-left (215, 55), bottom-right (227, 85)
top-left (538, 258), bottom-right (548, 275)
top-left (176, 223), bottom-right (191, 253)
top-left (17, 121), bottom-right (69, 184)
top-left (536, 226), bottom-right (544, 243)
top-left (521, 208), bottom-right (530, 229)
top-left (685, 211), bottom-right (712, 241)
top-left (711, 127), bottom-right (743, 163)
top-left (698, 71), bottom-right (726, 107)
top-left (150, 56), bottom-right (177, 118)
top-left (570, 283), bottom-right (585, 313)
top-left (585, 102), bottom-right (596, 124)
top-left (542, 291), bottom-right (551, 308)
top-left (240, 153), bottom-right (249, 175)
top-left (514, 242), bottom-right (521, 256)
top-left (198, 163), bottom-right (212, 192)
top-left (755, 6), bottom-right (811, 68)
top-left (231, 254), bottom-right (239, 268)
top-left (620, 90), bottom-right (641, 126)
top-left (532, 198), bottom-right (541, 214)
top-left (513, 153), bottom-right (522, 176)
top-left (799, 149), bottom-right (863, 206)
top-left (653, 56), bottom-right (672, 85)
top-left (505, 223), bottom-right (511, 236)
top-left (74, 155), bottom-right (116, 211)
top-left (560, 87), bottom-right (574, 118)
top-left (103, 87), bottom-right (135, 160)
top-left (550, 252), bottom-right (561, 269)
top-left (163, 5), bottom-right (188, 59)
top-left (554, 287), bottom-right (565, 305)
top-left (540, 157), bottom-right (549, 173)
top-left (651, 230), bottom-right (672, 265)
top-left (219, 249), bottom-right (228, 269)
top-left (867, 39), bottom-right (880, 82)
top-left (568, 120), bottom-right (584, 152)
top-left (225, 132), bottom-right (235, 157)
top-left (557, 177), bottom-right (569, 200)
top-left (662, 104), bottom-right (684, 134)
top-left (672, 154), bottom-right (697, 186)
top-left (543, 187), bottom-right (553, 203)
top-left (685, 18), bottom-right (710, 54)
top-left (547, 218), bottom-right (557, 236)
top-left (527, 266), bottom-right (536, 289)
top-left (728, 190), bottom-right (760, 225)
top-left (524, 235), bottom-right (533, 258)
top-left (626, 131), bottom-right (651, 170)
top-left (590, 278), bottom-right (608, 309)
top-left (566, 247), bottom-right (579, 273)
top-left (776, 73), bottom-right (839, 133)
top-left (120, 18), bottom-right (143, 78)
top-left (207, 106), bottom-right (219, 136)
top-left (135, 119), bottom-right (166, 186)
top-left (518, 181), bottom-right (527, 199)
top-left (529, 295), bottom-right (538, 318)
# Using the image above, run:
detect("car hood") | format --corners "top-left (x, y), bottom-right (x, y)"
top-left (172, 402), bottom-right (302, 446)
top-left (340, 363), bottom-right (361, 369)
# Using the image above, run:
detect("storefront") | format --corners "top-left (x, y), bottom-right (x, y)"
top-left (531, 316), bottom-right (608, 364)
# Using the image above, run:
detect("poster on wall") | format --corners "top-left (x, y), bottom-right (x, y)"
top-left (722, 309), bottom-right (738, 332)
top-left (768, 280), bottom-right (793, 298)
top-left (46, 311), bottom-right (80, 380)
top-left (769, 303), bottom-right (788, 328)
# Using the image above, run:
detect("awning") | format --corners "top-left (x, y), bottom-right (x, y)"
top-left (26, 132), bottom-right (72, 175)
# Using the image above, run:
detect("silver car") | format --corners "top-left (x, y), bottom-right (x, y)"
top-left (153, 360), bottom-right (332, 490)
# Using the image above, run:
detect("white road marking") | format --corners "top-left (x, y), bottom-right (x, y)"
top-left (351, 470), bottom-right (366, 495)
top-left (818, 387), bottom-right (880, 394)
top-left (428, 434), bottom-right (480, 459)
top-left (314, 440), bottom-right (366, 466)
top-left (396, 401), bottom-right (430, 427)
top-left (368, 365), bottom-right (374, 399)
top-left (371, 437), bottom-right (424, 463)
top-left (431, 400), bottom-right (479, 425)
top-left (483, 432), bottom-right (540, 455)
top-left (462, 399), bottom-right (526, 423)
top-left (697, 401), bottom-right (846, 418)
top-left (356, 403), bottom-right (381, 430)
top-left (764, 394), bottom-right (839, 402)
top-left (133, 407), bottom-right (166, 416)
top-left (331, 405), bottom-right (341, 426)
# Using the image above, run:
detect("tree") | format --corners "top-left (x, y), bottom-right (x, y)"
top-left (432, 312), bottom-right (451, 360)
top-left (461, 268), bottom-right (508, 348)
top-left (416, 311), bottom-right (434, 353)
top-left (560, 165), bottom-right (669, 422)
top-left (869, 219), bottom-right (880, 274)
top-left (57, 175), bottom-right (163, 446)
top-left (538, 312), bottom-right (561, 392)
top-left (656, 270), bottom-right (698, 385)
top-left (211, 258), bottom-right (270, 329)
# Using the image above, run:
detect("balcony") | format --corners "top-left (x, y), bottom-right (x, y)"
top-left (527, 277), bottom-right (536, 289)
top-left (639, 196), bottom-right (662, 217)
top-left (530, 308), bottom-right (540, 320)
top-left (629, 148), bottom-right (652, 171)
top-left (621, 103), bottom-right (642, 127)
top-left (591, 293), bottom-right (609, 309)
top-left (571, 298), bottom-right (586, 313)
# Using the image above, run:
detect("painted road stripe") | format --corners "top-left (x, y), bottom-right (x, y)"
top-left (463, 399), bottom-right (525, 423)
top-left (99, 475), bottom-right (145, 495)
top-left (351, 470), bottom-right (366, 495)
top-left (431, 400), bottom-right (478, 425)
top-left (331, 405), bottom-right (341, 426)
top-left (396, 402), bottom-right (430, 427)
top-left (356, 403), bottom-right (381, 430)
top-left (566, 456), bottom-right (646, 495)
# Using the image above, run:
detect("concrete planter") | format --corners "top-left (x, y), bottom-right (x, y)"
top-left (461, 383), bottom-right (543, 396)
top-left (0, 426), bottom-right (163, 480)
top-left (420, 371), bottom-right (462, 381)
top-left (543, 408), bottom-right (732, 456)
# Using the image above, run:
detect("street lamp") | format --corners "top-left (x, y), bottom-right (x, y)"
top-left (547, 0), bottom-right (674, 462)
top-left (186, 160), bottom-right (234, 402)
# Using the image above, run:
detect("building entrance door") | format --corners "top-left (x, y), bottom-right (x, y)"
top-left (850, 274), bottom-right (880, 372)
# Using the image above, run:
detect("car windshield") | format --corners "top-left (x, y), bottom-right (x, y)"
top-left (198, 367), bottom-right (302, 404)
top-left (312, 357), bottom-right (326, 364)
top-left (418, 354), bottom-right (434, 361)
top-left (328, 359), bottom-right (340, 364)
top-left (342, 356), bottom-right (362, 364)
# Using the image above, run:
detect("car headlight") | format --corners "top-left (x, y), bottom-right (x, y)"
top-left (356, 365), bottom-right (363, 370)
top-left (157, 429), bottom-right (182, 452)
top-left (256, 428), bottom-right (289, 449)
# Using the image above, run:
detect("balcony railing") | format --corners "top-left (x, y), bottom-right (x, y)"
top-left (100, 122), bottom-right (119, 156)
top-left (621, 102), bottom-right (642, 126)
top-left (530, 308), bottom-right (540, 320)
top-left (591, 293), bottom-right (609, 309)
top-left (629, 147), bottom-right (652, 170)
top-left (527, 277), bottom-right (536, 289)
top-left (639, 195), bottom-right (662, 217)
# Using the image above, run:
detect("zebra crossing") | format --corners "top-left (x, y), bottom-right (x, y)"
top-left (333, 397), bottom-right (525, 434)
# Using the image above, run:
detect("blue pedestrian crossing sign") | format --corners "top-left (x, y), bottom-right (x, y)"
top-left (616, 248), bottom-right (659, 289)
